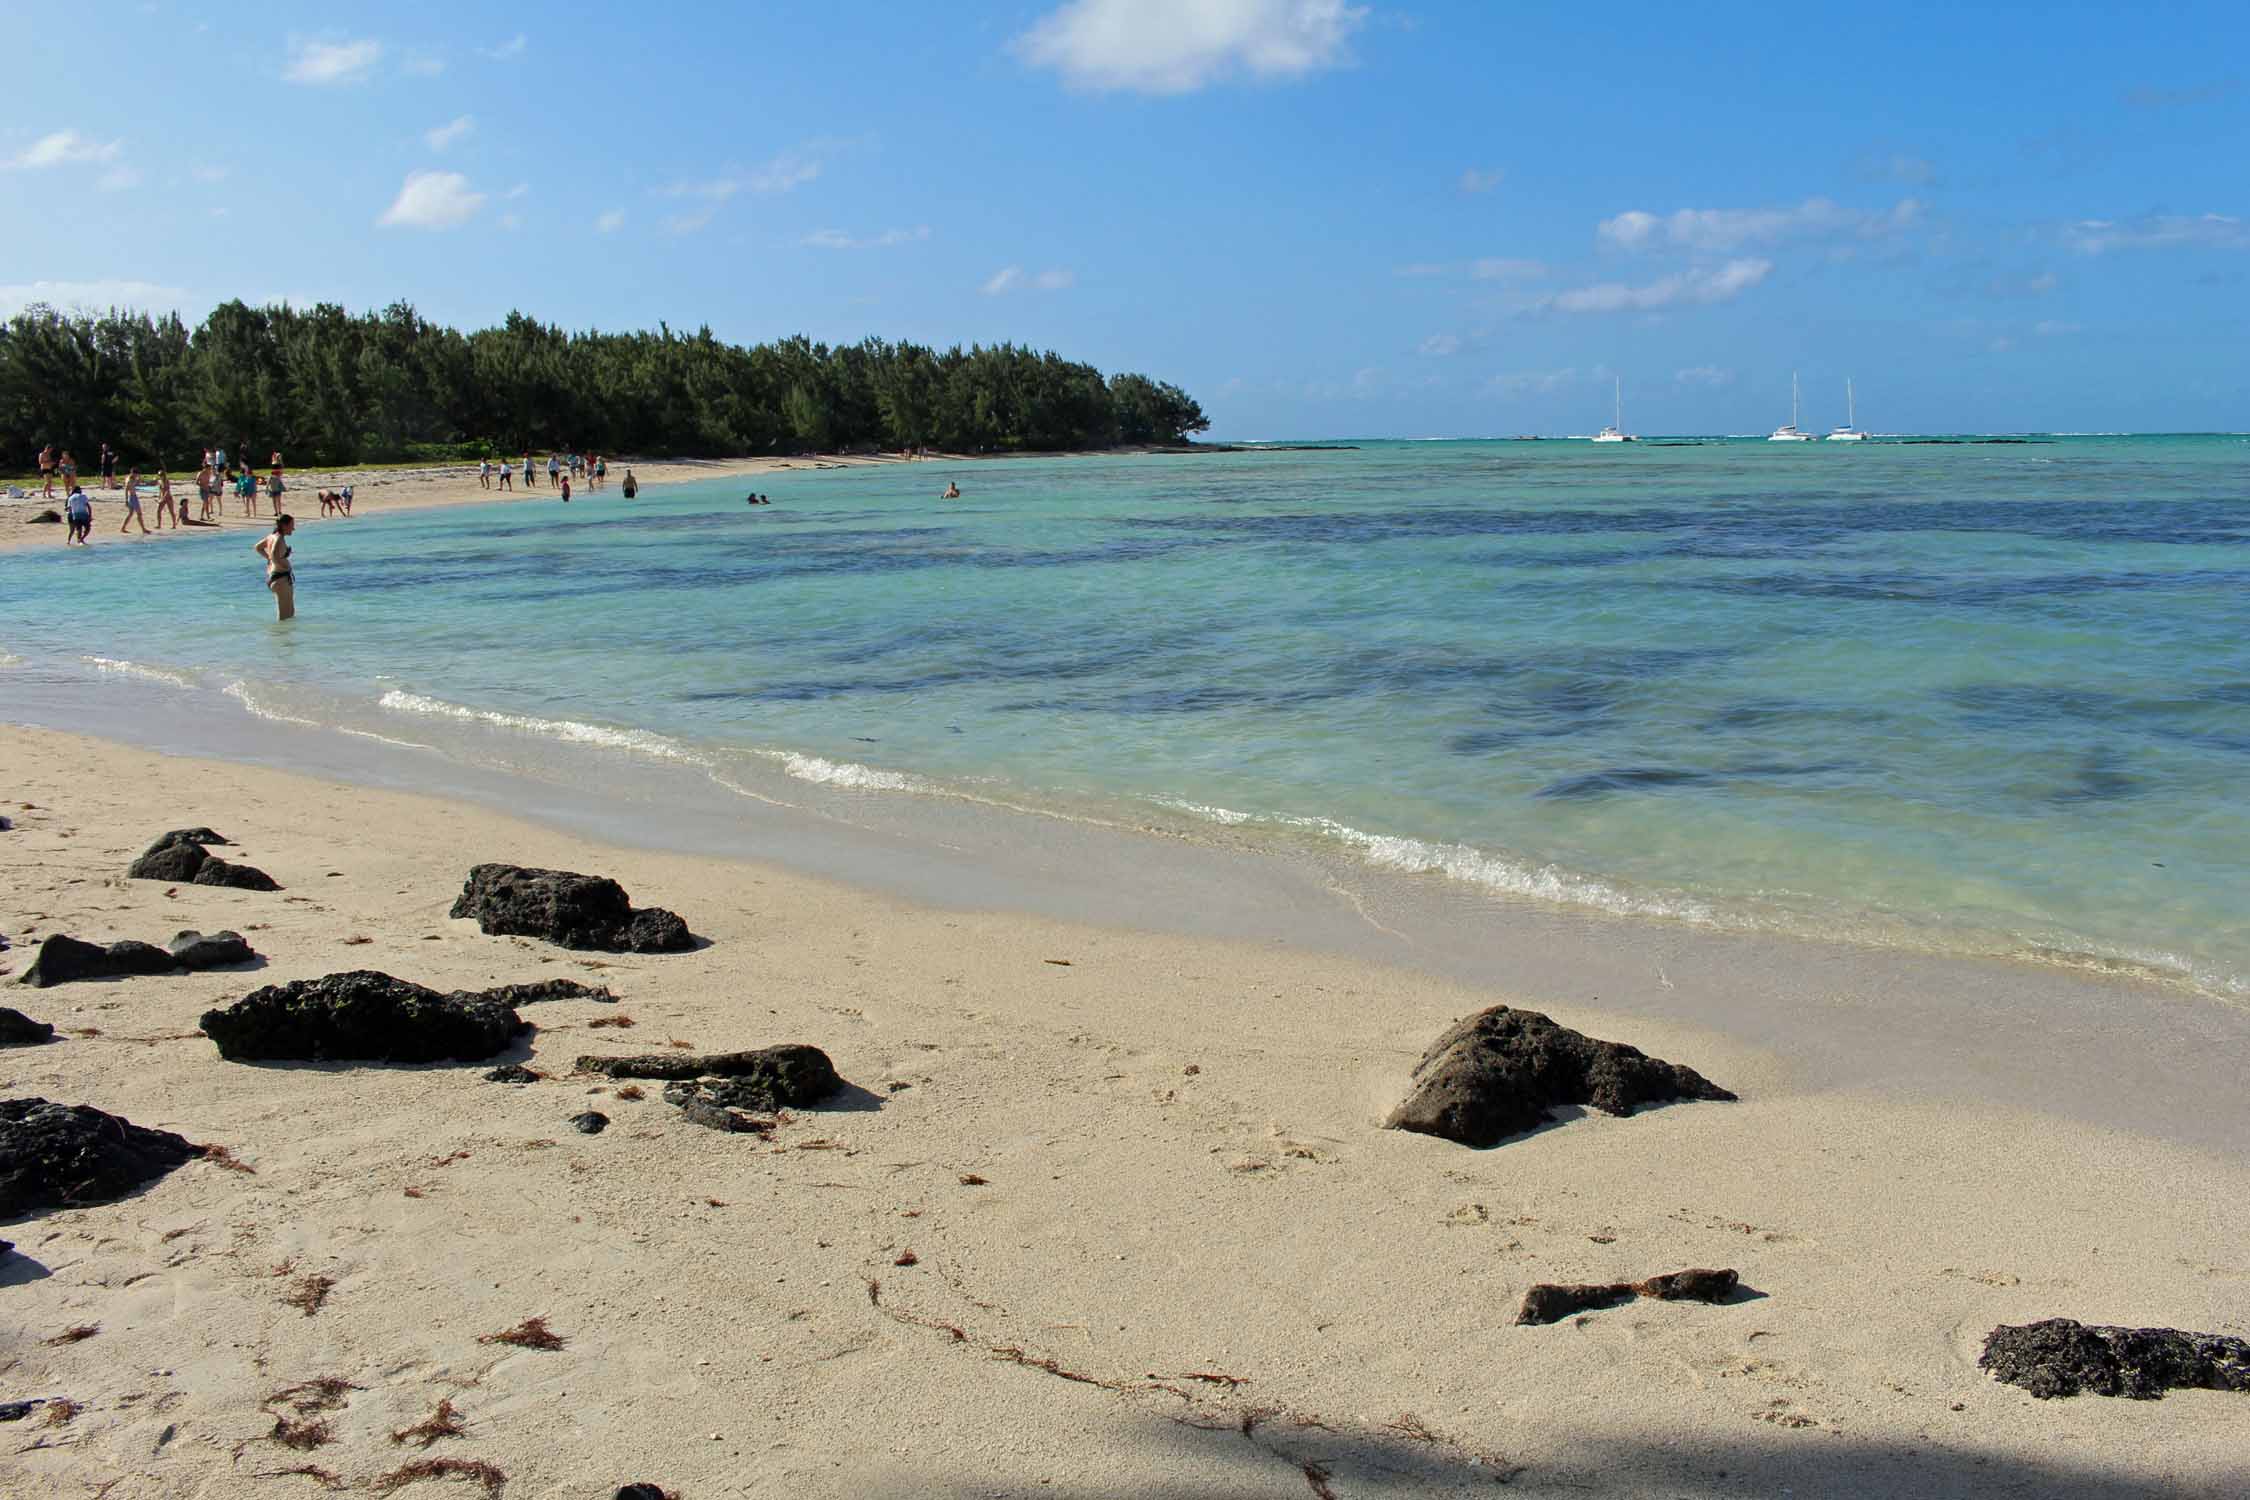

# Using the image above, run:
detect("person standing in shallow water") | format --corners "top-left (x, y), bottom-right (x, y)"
top-left (255, 514), bottom-right (297, 621)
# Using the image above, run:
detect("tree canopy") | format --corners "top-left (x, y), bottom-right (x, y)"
top-left (0, 300), bottom-right (1209, 469)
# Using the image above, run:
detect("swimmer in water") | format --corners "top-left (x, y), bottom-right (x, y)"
top-left (942, 482), bottom-right (960, 499)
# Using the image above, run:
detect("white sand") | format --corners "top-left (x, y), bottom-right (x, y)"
top-left (2, 724), bottom-right (2245, 1498)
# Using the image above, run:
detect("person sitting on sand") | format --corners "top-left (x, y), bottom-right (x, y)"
top-left (621, 468), bottom-right (638, 499)
top-left (64, 483), bottom-right (92, 545)
top-left (255, 514), bottom-right (297, 621)
top-left (120, 469), bottom-right (149, 534)
top-left (942, 481), bottom-right (961, 499)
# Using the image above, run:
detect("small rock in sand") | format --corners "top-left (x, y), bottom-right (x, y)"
top-left (484, 1064), bottom-right (541, 1085)
top-left (1386, 1005), bottom-right (1735, 1148)
top-left (167, 930), bottom-right (258, 970)
top-left (450, 864), bottom-right (694, 953)
top-left (0, 1008), bottom-right (56, 1046)
top-left (1980, 1319), bottom-right (2250, 1399)
top-left (1517, 1268), bottom-right (1739, 1325)
top-left (570, 1111), bottom-right (609, 1135)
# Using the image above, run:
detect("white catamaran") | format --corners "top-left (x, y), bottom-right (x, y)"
top-left (1768, 371), bottom-right (1814, 441)
top-left (1826, 378), bottom-right (1868, 441)
top-left (1593, 376), bottom-right (1634, 442)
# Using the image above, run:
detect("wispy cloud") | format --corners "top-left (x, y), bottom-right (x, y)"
top-left (1471, 257), bottom-right (1545, 281)
top-left (190, 164), bottom-right (230, 185)
top-left (1674, 365), bottom-right (1733, 387)
top-left (657, 140), bottom-right (856, 210)
top-left (425, 115), bottom-right (475, 152)
top-left (1484, 366), bottom-right (1599, 397)
top-left (484, 34), bottom-right (529, 60)
top-left (2033, 319), bottom-right (2081, 337)
top-left (982, 266), bottom-right (1077, 295)
top-left (1013, 0), bottom-right (1369, 94)
top-left (1545, 258), bottom-right (1772, 314)
top-left (664, 210), bottom-right (715, 236)
top-left (285, 38), bottom-right (383, 85)
top-left (97, 165), bottom-right (142, 192)
top-left (0, 279), bottom-right (190, 317)
top-left (377, 170), bottom-right (485, 230)
top-left (1459, 167), bottom-right (1503, 194)
top-left (802, 225), bottom-right (931, 250)
top-left (4, 130), bottom-right (122, 169)
top-left (1418, 333), bottom-right (1462, 357)
top-left (1858, 151), bottom-right (1936, 185)
top-left (1598, 197), bottom-right (1921, 252)
top-left (2122, 77), bottom-right (2240, 109)
top-left (404, 52), bottom-right (446, 77)
top-left (658, 178), bottom-right (740, 202)
top-left (596, 209), bottom-right (625, 234)
top-left (2063, 212), bottom-right (2250, 254)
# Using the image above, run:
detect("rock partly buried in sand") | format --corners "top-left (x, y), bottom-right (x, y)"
top-left (470, 979), bottom-right (616, 1007)
top-left (17, 934), bottom-right (179, 987)
top-left (199, 970), bottom-right (527, 1064)
top-left (167, 930), bottom-right (258, 970)
top-left (569, 1111), bottom-right (609, 1135)
top-left (578, 1045), bottom-right (842, 1132)
top-left (1385, 1006), bottom-right (1736, 1149)
top-left (192, 857), bottom-right (283, 892)
top-left (450, 864), bottom-right (694, 954)
top-left (0, 1097), bottom-right (203, 1217)
top-left (615, 1486), bottom-right (669, 1500)
top-left (0, 1008), bottom-right (56, 1046)
top-left (1517, 1268), bottom-right (1740, 1325)
top-left (1980, 1319), bottom-right (2250, 1400)
top-left (484, 1064), bottom-right (542, 1084)
top-left (127, 828), bottom-right (230, 882)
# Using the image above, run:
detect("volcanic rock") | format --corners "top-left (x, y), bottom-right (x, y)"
top-left (199, 970), bottom-right (526, 1064)
top-left (1386, 1006), bottom-right (1735, 1148)
top-left (569, 1111), bottom-right (609, 1135)
top-left (0, 1097), bottom-right (202, 1217)
top-left (450, 864), bottom-right (694, 953)
top-left (575, 1045), bottom-right (840, 1104)
top-left (18, 934), bottom-right (173, 988)
top-left (0, 1008), bottom-right (55, 1046)
top-left (1517, 1268), bottom-right (1740, 1326)
top-left (127, 828), bottom-right (229, 882)
top-left (167, 930), bottom-right (257, 970)
top-left (192, 857), bottom-right (282, 891)
top-left (1980, 1319), bottom-right (2250, 1399)
top-left (472, 979), bottom-right (616, 1006)
top-left (484, 1064), bottom-right (541, 1084)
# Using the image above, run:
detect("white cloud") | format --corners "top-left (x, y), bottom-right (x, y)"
top-left (1987, 335), bottom-right (2017, 354)
top-left (2063, 212), bottom-right (2250, 254)
top-left (1013, 0), bottom-right (1368, 94)
top-left (1470, 257), bottom-right (1545, 281)
top-left (596, 209), bottom-right (625, 233)
top-left (2028, 270), bottom-right (2059, 293)
top-left (1459, 167), bottom-right (1503, 194)
top-left (1547, 258), bottom-right (1773, 314)
top-left (982, 266), bottom-right (1075, 295)
top-left (377, 170), bottom-right (486, 229)
top-left (485, 34), bottom-right (529, 60)
top-left (664, 211), bottom-right (714, 236)
top-left (5, 130), bottom-right (122, 169)
top-left (425, 115), bottom-right (475, 152)
top-left (405, 52), bottom-right (446, 77)
top-left (0, 279), bottom-right (190, 317)
top-left (1598, 197), bottom-right (1921, 252)
top-left (1418, 333), bottom-right (1462, 357)
top-left (1484, 366), bottom-right (1590, 397)
top-left (746, 141), bottom-right (846, 193)
top-left (286, 38), bottom-right (382, 85)
top-left (802, 225), bottom-right (931, 250)
top-left (1674, 365), bottom-right (1733, 387)
top-left (659, 177), bottom-right (740, 202)
top-left (2033, 319), bottom-right (2081, 336)
top-left (97, 165), bottom-right (141, 192)
top-left (504, 182), bottom-right (530, 200)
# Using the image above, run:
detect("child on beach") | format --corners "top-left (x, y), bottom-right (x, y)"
top-left (499, 458), bottom-right (513, 491)
top-left (480, 457), bottom-right (492, 490)
top-left (64, 483), bottom-right (92, 544)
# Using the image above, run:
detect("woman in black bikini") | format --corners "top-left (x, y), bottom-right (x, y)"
top-left (254, 514), bottom-right (297, 621)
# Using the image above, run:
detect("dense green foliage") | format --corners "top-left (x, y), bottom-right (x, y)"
top-left (0, 300), bottom-right (1209, 470)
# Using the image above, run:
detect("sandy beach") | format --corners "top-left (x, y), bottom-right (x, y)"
top-left (0, 453), bottom-right (942, 557)
top-left (2, 722), bottom-right (2245, 1498)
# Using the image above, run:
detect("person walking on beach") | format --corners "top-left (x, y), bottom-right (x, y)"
top-left (480, 456), bottom-right (492, 490)
top-left (548, 451), bottom-right (561, 488)
top-left (522, 448), bottom-right (535, 487)
top-left (120, 469), bottom-right (149, 534)
top-left (155, 469), bottom-right (177, 530)
top-left (499, 457), bottom-right (514, 491)
top-left (254, 514), bottom-right (297, 621)
top-left (64, 482), bottom-right (92, 544)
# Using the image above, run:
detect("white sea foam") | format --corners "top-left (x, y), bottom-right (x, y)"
top-left (222, 680), bottom-right (322, 727)
top-left (0, 649), bottom-right (23, 667)
top-left (337, 727), bottom-right (437, 751)
top-left (83, 655), bottom-right (199, 690)
top-left (377, 690), bottom-right (704, 763)
top-left (770, 751), bottom-right (930, 793)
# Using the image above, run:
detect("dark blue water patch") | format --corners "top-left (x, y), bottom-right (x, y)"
top-left (1692, 566), bottom-right (2250, 607)
top-left (1535, 761), bottom-right (1863, 800)
top-left (2050, 750), bottom-right (2146, 804)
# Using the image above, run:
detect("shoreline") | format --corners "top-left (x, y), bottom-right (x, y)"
top-left (3, 721), bottom-right (2247, 1497)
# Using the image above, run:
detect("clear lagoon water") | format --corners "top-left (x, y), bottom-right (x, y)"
top-left (5, 436), bottom-right (2246, 998)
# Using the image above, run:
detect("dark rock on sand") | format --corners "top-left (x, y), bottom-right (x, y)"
top-left (192, 857), bottom-right (282, 891)
top-left (450, 864), bottom-right (694, 953)
top-left (569, 1111), bottom-right (609, 1135)
top-left (0, 1398), bottom-right (44, 1420)
top-left (127, 828), bottom-right (229, 882)
top-left (661, 1082), bottom-right (776, 1134)
top-left (471, 979), bottom-right (616, 1007)
top-left (1386, 1006), bottom-right (1735, 1148)
top-left (484, 1064), bottom-right (541, 1084)
top-left (0, 1097), bottom-right (202, 1217)
top-left (615, 1486), bottom-right (669, 1500)
top-left (199, 971), bottom-right (526, 1064)
top-left (18, 933), bottom-right (173, 988)
top-left (1517, 1268), bottom-right (1739, 1326)
top-left (0, 1008), bottom-right (55, 1046)
top-left (28, 508), bottom-right (62, 524)
top-left (1980, 1319), bottom-right (2250, 1399)
top-left (167, 930), bottom-right (256, 970)
top-left (577, 1045), bottom-right (841, 1105)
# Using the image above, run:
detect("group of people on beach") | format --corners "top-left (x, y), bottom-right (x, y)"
top-left (479, 450), bottom-right (610, 495)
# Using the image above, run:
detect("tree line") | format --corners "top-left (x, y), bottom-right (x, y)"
top-left (0, 300), bottom-right (1210, 471)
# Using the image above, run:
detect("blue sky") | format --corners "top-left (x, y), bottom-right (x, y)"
top-left (4, 1), bottom-right (2245, 436)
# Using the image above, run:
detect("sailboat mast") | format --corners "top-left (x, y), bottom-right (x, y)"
top-left (1792, 371), bottom-right (1800, 428)
top-left (1847, 378), bottom-right (1855, 428)
top-left (1614, 376), bottom-right (1622, 431)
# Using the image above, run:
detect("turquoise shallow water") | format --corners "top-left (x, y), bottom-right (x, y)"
top-left (5, 436), bottom-right (2247, 996)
